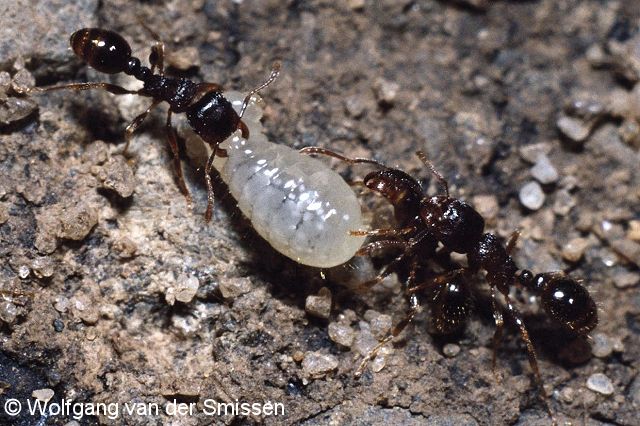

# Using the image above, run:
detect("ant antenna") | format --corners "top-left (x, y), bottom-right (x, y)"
top-left (416, 150), bottom-right (449, 197)
top-left (239, 61), bottom-right (281, 119)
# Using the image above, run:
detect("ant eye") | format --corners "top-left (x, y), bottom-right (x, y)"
top-left (541, 278), bottom-right (598, 334)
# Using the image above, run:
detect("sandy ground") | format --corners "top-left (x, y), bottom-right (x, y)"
top-left (1, 0), bottom-right (639, 425)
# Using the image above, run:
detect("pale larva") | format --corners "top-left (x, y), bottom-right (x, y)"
top-left (180, 92), bottom-right (365, 268)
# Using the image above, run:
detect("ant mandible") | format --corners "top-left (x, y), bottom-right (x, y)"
top-left (301, 147), bottom-right (598, 422)
top-left (29, 27), bottom-right (280, 221)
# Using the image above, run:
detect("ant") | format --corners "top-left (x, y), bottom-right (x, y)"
top-left (28, 27), bottom-right (280, 221)
top-left (301, 147), bottom-right (598, 422)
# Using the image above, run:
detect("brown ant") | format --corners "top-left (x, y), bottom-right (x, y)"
top-left (301, 147), bottom-right (598, 422)
top-left (28, 27), bottom-right (280, 221)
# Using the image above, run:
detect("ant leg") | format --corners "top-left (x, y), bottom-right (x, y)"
top-left (416, 151), bottom-right (449, 197)
top-left (350, 226), bottom-right (417, 238)
top-left (165, 110), bottom-right (192, 204)
top-left (346, 180), bottom-right (366, 187)
top-left (355, 249), bottom-right (409, 292)
top-left (405, 268), bottom-right (465, 295)
top-left (355, 293), bottom-right (420, 378)
top-left (123, 99), bottom-right (162, 155)
top-left (503, 293), bottom-right (556, 423)
top-left (356, 239), bottom-right (407, 257)
top-left (490, 286), bottom-right (505, 373)
top-left (299, 147), bottom-right (388, 168)
top-left (29, 82), bottom-right (137, 96)
top-left (204, 146), bottom-right (219, 222)
top-left (506, 229), bottom-right (521, 255)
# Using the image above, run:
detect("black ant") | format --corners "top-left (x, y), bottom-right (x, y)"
top-left (301, 147), bottom-right (598, 422)
top-left (28, 27), bottom-right (280, 221)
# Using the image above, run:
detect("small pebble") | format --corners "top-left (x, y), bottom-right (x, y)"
top-left (31, 257), bottom-right (54, 279)
top-left (353, 324), bottom-right (378, 356)
top-left (619, 118), bottom-right (640, 148)
top-left (561, 237), bottom-right (590, 263)
top-left (0, 301), bottom-right (17, 323)
top-left (472, 194), bottom-right (499, 225)
top-left (627, 220), bottom-right (640, 242)
top-left (519, 181), bottom-right (545, 210)
top-left (611, 336), bottom-right (625, 353)
top-left (364, 310), bottom-right (391, 340)
top-left (53, 319), bottom-right (64, 332)
top-left (560, 386), bottom-right (575, 403)
top-left (530, 154), bottom-right (559, 184)
top-left (175, 276), bottom-right (199, 304)
top-left (292, 351), bottom-right (304, 363)
top-left (467, 137), bottom-right (496, 171)
top-left (58, 203), bottom-right (99, 241)
top-left (112, 236), bottom-right (137, 259)
top-left (610, 239), bottom-right (640, 267)
top-left (443, 343), bottom-right (461, 357)
top-left (586, 373), bottom-right (614, 395)
top-left (78, 307), bottom-right (99, 325)
top-left (613, 271), bottom-right (639, 289)
top-left (17, 265), bottom-right (30, 279)
top-left (370, 353), bottom-right (387, 372)
top-left (591, 333), bottom-right (613, 358)
top-left (328, 322), bottom-right (355, 347)
top-left (305, 287), bottom-right (332, 319)
top-left (0, 71), bottom-right (10, 87)
top-left (301, 352), bottom-right (339, 378)
top-left (347, 0), bottom-right (365, 10)
top-left (557, 115), bottom-right (591, 142)
top-left (519, 142), bottom-right (552, 163)
top-left (372, 78), bottom-right (399, 106)
top-left (552, 189), bottom-right (576, 216)
top-left (53, 296), bottom-right (70, 313)
top-left (629, 375), bottom-right (640, 406)
top-left (11, 69), bottom-right (35, 93)
top-left (85, 329), bottom-right (97, 341)
top-left (344, 94), bottom-right (366, 118)
top-left (0, 89), bottom-right (37, 129)
top-left (96, 156), bottom-right (136, 198)
top-left (32, 388), bottom-right (54, 403)
top-left (219, 277), bottom-right (252, 299)
top-left (0, 202), bottom-right (8, 224)
top-left (167, 47), bottom-right (201, 71)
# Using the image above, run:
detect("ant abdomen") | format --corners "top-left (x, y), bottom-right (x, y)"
top-left (420, 196), bottom-right (485, 253)
top-left (535, 274), bottom-right (598, 335)
top-left (70, 28), bottom-right (133, 74)
top-left (426, 274), bottom-right (473, 334)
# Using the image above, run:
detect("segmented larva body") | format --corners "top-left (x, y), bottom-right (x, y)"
top-left (181, 92), bottom-right (365, 268)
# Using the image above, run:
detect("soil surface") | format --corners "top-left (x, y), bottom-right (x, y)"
top-left (1, 1), bottom-right (639, 425)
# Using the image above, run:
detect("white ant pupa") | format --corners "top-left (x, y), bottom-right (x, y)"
top-left (178, 91), bottom-right (365, 268)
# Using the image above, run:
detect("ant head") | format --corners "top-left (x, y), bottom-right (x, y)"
top-left (419, 197), bottom-right (485, 253)
top-left (364, 169), bottom-right (422, 206)
top-left (535, 273), bottom-right (598, 335)
top-left (70, 28), bottom-right (132, 74)
top-left (426, 272), bottom-right (473, 334)
top-left (363, 168), bottom-right (424, 225)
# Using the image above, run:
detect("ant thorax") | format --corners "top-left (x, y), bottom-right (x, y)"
top-left (179, 91), bottom-right (264, 170)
